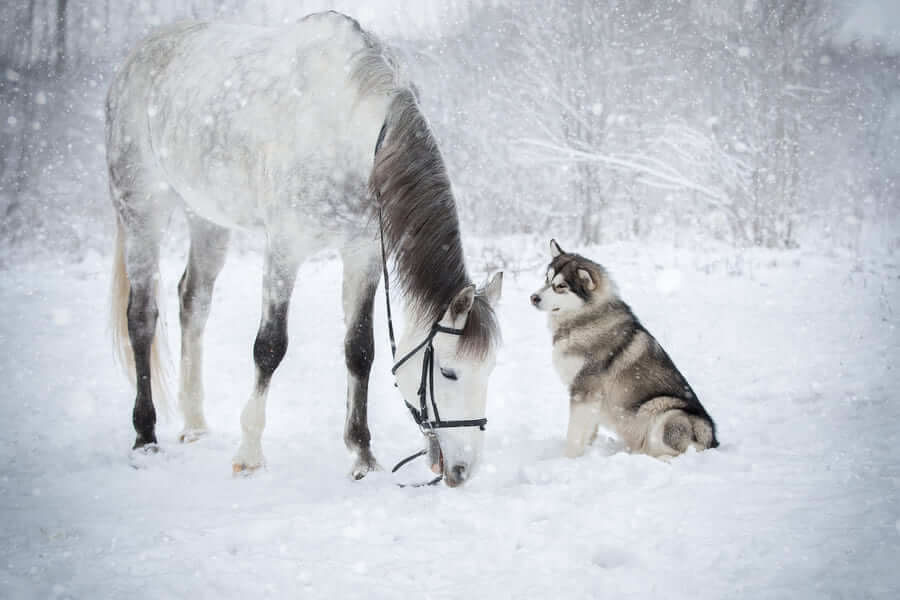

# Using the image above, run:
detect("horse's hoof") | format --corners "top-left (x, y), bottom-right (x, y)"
top-left (132, 441), bottom-right (159, 453)
top-left (132, 435), bottom-right (158, 450)
top-left (350, 455), bottom-right (380, 480)
top-left (232, 463), bottom-right (262, 477)
top-left (178, 428), bottom-right (209, 444)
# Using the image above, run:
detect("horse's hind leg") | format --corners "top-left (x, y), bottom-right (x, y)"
top-left (233, 236), bottom-right (303, 473)
top-left (112, 189), bottom-right (177, 451)
top-left (125, 244), bottom-right (162, 449)
top-left (177, 215), bottom-right (230, 442)
top-left (341, 244), bottom-right (381, 479)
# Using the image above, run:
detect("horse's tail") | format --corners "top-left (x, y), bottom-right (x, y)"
top-left (110, 220), bottom-right (171, 419)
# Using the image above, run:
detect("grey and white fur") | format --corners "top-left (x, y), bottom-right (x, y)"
top-left (531, 240), bottom-right (718, 458)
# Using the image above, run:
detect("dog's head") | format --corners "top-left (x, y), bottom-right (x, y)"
top-left (530, 239), bottom-right (615, 314)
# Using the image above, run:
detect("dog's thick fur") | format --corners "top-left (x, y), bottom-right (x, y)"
top-left (531, 240), bottom-right (718, 458)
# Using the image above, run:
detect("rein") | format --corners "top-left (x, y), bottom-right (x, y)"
top-left (374, 122), bottom-right (487, 485)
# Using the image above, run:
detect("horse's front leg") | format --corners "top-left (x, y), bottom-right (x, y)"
top-left (341, 244), bottom-right (381, 479)
top-left (233, 238), bottom-right (301, 474)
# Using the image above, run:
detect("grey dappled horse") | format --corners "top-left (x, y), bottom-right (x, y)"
top-left (107, 12), bottom-right (502, 486)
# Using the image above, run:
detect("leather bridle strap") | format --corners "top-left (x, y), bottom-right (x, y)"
top-left (390, 322), bottom-right (487, 432)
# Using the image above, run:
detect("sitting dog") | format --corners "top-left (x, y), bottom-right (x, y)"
top-left (531, 240), bottom-right (718, 458)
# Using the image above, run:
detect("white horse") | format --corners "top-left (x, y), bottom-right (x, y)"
top-left (107, 12), bottom-right (502, 486)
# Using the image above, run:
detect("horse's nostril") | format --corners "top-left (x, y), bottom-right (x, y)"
top-left (530, 294), bottom-right (541, 306)
top-left (445, 464), bottom-right (468, 487)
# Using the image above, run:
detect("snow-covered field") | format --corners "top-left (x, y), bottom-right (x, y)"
top-left (1, 239), bottom-right (898, 599)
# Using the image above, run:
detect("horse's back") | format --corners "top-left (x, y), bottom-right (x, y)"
top-left (107, 13), bottom-right (395, 234)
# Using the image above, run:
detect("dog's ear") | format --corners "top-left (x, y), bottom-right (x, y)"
top-left (550, 239), bottom-right (564, 258)
top-left (577, 268), bottom-right (596, 290)
top-left (484, 272), bottom-right (503, 307)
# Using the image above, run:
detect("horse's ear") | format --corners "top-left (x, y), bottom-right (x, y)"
top-left (447, 284), bottom-right (476, 324)
top-left (550, 239), bottom-right (564, 258)
top-left (484, 272), bottom-right (503, 306)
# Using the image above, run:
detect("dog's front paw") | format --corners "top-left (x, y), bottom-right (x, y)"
top-left (565, 443), bottom-right (587, 459)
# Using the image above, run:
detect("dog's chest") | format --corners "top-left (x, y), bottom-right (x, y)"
top-left (552, 342), bottom-right (585, 386)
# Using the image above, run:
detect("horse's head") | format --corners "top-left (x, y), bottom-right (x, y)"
top-left (395, 272), bottom-right (502, 487)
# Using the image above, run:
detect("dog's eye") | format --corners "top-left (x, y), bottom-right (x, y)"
top-left (555, 283), bottom-right (568, 292)
top-left (440, 367), bottom-right (458, 381)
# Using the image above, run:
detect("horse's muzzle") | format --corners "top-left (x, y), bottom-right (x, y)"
top-left (444, 463), bottom-right (468, 487)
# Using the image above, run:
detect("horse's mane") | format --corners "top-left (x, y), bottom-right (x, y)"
top-left (356, 53), bottom-right (498, 358)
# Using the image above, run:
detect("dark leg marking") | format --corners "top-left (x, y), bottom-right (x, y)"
top-left (344, 280), bottom-right (377, 454)
top-left (127, 284), bottom-right (158, 449)
top-left (253, 301), bottom-right (289, 391)
top-left (232, 246), bottom-right (299, 472)
top-left (178, 224), bottom-right (230, 330)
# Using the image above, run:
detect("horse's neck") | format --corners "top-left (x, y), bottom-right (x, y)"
top-left (397, 303), bottom-right (442, 355)
top-left (400, 306), bottom-right (432, 342)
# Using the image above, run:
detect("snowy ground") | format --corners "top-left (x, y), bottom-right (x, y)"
top-left (1, 238), bottom-right (899, 599)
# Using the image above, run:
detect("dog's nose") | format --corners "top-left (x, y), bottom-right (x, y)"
top-left (530, 293), bottom-right (541, 306)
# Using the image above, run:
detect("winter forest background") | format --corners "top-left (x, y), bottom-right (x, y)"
top-left (1, 0), bottom-right (898, 262)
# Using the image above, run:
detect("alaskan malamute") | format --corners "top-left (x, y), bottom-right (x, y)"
top-left (531, 240), bottom-right (719, 458)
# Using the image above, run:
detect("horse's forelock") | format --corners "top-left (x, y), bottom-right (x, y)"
top-left (458, 295), bottom-right (501, 360)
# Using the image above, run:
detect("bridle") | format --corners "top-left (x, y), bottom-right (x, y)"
top-left (378, 206), bottom-right (488, 486)
top-left (373, 123), bottom-right (487, 486)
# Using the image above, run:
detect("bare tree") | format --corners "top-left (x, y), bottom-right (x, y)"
top-left (55, 0), bottom-right (67, 74)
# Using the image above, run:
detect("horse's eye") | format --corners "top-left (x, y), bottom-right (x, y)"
top-left (440, 367), bottom-right (458, 381)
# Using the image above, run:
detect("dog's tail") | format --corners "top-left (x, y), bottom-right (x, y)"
top-left (110, 220), bottom-right (171, 419)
